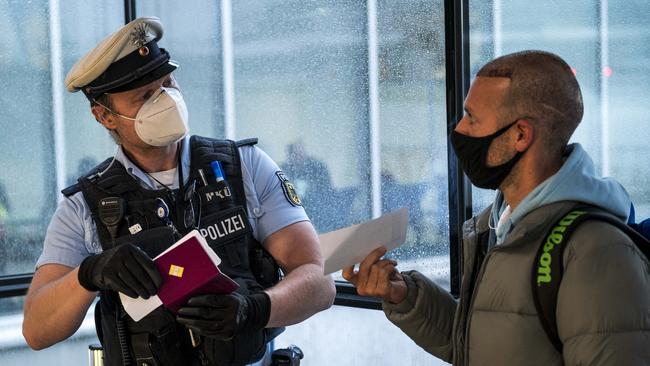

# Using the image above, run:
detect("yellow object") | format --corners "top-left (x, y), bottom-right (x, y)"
top-left (169, 264), bottom-right (184, 278)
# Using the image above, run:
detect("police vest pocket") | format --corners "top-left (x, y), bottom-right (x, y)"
top-left (199, 207), bottom-right (251, 247)
top-left (127, 307), bottom-right (193, 366)
top-left (201, 328), bottom-right (267, 366)
top-left (199, 207), bottom-right (252, 267)
top-left (197, 181), bottom-right (236, 214)
top-left (113, 226), bottom-right (176, 259)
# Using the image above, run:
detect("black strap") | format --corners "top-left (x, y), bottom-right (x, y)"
top-left (532, 206), bottom-right (650, 353)
top-left (236, 137), bottom-right (258, 147)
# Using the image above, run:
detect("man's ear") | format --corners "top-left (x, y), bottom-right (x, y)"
top-left (91, 104), bottom-right (117, 130)
top-left (514, 119), bottom-right (534, 152)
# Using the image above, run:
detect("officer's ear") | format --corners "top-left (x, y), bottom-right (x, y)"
top-left (91, 101), bottom-right (117, 130)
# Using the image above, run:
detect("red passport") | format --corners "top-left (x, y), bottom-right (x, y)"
top-left (154, 229), bottom-right (239, 313)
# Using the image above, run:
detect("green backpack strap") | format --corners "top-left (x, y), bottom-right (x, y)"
top-left (532, 206), bottom-right (650, 353)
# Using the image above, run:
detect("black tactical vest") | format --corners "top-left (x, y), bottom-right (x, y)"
top-left (63, 136), bottom-right (283, 366)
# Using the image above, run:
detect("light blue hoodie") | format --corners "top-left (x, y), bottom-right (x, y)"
top-left (491, 143), bottom-right (631, 245)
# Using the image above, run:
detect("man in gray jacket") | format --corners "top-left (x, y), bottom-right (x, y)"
top-left (343, 50), bottom-right (650, 365)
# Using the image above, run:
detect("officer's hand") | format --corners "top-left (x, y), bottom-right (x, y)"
top-left (176, 292), bottom-right (271, 340)
top-left (77, 243), bottom-right (163, 299)
top-left (342, 246), bottom-right (407, 304)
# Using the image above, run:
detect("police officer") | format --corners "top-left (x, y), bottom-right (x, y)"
top-left (23, 17), bottom-right (335, 366)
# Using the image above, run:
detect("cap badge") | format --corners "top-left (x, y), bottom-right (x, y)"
top-left (138, 46), bottom-right (150, 56)
top-left (130, 22), bottom-right (151, 49)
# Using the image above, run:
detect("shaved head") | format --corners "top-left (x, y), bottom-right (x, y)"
top-left (477, 50), bottom-right (583, 156)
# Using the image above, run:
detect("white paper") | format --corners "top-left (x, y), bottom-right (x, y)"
top-left (119, 293), bottom-right (163, 322)
top-left (320, 208), bottom-right (409, 275)
top-left (119, 230), bottom-right (221, 322)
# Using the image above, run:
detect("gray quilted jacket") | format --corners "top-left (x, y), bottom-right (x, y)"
top-left (383, 201), bottom-right (650, 365)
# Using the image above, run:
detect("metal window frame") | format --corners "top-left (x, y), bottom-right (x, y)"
top-left (444, 0), bottom-right (472, 298)
top-left (0, 0), bottom-right (472, 303)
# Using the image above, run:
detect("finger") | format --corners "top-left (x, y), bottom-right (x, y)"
top-left (187, 294), bottom-right (229, 308)
top-left (176, 316), bottom-right (218, 331)
top-left (389, 266), bottom-right (403, 281)
top-left (378, 262), bottom-right (400, 293)
top-left (341, 266), bottom-right (358, 285)
top-left (367, 260), bottom-right (395, 296)
top-left (177, 316), bottom-right (230, 337)
top-left (177, 306), bottom-right (217, 320)
top-left (123, 253), bottom-right (159, 297)
top-left (105, 276), bottom-right (138, 298)
top-left (130, 246), bottom-right (164, 289)
top-left (357, 247), bottom-right (387, 291)
top-left (359, 247), bottom-right (387, 273)
top-left (116, 268), bottom-right (150, 299)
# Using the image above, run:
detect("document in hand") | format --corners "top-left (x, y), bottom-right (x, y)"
top-left (119, 229), bottom-right (239, 321)
top-left (319, 208), bottom-right (409, 275)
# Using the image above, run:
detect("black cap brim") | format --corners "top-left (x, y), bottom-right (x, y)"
top-left (82, 41), bottom-right (178, 100)
top-left (107, 60), bottom-right (177, 94)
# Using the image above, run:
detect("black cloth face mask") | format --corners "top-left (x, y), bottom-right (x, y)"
top-left (450, 120), bottom-right (524, 190)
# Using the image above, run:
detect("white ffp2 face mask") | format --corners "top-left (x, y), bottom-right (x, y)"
top-left (105, 87), bottom-right (189, 147)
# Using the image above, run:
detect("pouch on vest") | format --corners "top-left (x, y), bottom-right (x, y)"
top-left (127, 306), bottom-right (195, 366)
top-left (95, 292), bottom-right (131, 366)
top-left (197, 179), bottom-right (235, 215)
top-left (199, 207), bottom-right (252, 270)
top-left (114, 226), bottom-right (176, 258)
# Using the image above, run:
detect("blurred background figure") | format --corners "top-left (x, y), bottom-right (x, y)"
top-left (0, 183), bottom-right (10, 241)
top-left (66, 157), bottom-right (98, 186)
top-left (283, 142), bottom-right (338, 232)
top-left (0, 183), bottom-right (10, 272)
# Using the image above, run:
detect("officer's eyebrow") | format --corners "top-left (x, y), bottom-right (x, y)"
top-left (129, 75), bottom-right (174, 104)
top-left (130, 87), bottom-right (154, 104)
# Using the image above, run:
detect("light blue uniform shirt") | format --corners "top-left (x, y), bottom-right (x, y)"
top-left (36, 137), bottom-right (309, 269)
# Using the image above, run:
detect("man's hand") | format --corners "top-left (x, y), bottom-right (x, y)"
top-left (77, 243), bottom-right (163, 299)
top-left (342, 246), bottom-right (407, 304)
top-left (176, 292), bottom-right (271, 340)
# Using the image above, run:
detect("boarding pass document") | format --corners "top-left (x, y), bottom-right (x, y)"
top-left (320, 208), bottom-right (409, 275)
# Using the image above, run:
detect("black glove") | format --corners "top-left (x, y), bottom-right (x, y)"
top-left (78, 243), bottom-right (163, 299)
top-left (176, 292), bottom-right (271, 340)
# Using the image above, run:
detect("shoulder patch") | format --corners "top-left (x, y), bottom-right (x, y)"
top-left (275, 171), bottom-right (302, 206)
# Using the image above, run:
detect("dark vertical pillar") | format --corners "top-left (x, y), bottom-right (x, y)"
top-left (124, 0), bottom-right (137, 23)
top-left (444, 0), bottom-right (472, 297)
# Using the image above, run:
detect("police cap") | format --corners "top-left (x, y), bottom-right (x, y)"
top-left (65, 16), bottom-right (178, 100)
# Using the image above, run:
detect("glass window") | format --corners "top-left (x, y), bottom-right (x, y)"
top-left (0, 0), bottom-right (55, 276)
top-left (230, 0), bottom-right (449, 280)
top-left (231, 0), bottom-right (372, 234)
top-left (137, 0), bottom-right (225, 138)
top-left (469, 0), bottom-right (650, 220)
top-left (0, 1), bottom-right (121, 276)
top-left (376, 0), bottom-right (449, 281)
